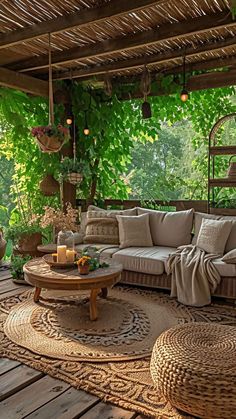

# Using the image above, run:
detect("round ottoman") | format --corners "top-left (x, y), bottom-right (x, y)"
top-left (150, 322), bottom-right (236, 418)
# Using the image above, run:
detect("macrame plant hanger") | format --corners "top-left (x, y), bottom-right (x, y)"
top-left (48, 32), bottom-right (54, 127)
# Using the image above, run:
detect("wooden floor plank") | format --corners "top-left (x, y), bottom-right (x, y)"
top-left (80, 402), bottom-right (137, 419)
top-left (0, 358), bottom-right (21, 376)
top-left (0, 364), bottom-right (44, 402)
top-left (0, 287), bottom-right (29, 300)
top-left (0, 271), bottom-right (12, 281)
top-left (0, 375), bottom-right (70, 419)
top-left (0, 279), bottom-right (22, 294)
top-left (25, 387), bottom-right (99, 419)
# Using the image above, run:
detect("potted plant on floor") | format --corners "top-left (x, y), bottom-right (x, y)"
top-left (6, 222), bottom-right (43, 256)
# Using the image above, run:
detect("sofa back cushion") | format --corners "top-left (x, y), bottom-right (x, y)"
top-left (83, 207), bottom-right (137, 244)
top-left (116, 213), bottom-right (153, 249)
top-left (196, 218), bottom-right (232, 255)
top-left (137, 207), bottom-right (194, 247)
top-left (192, 212), bottom-right (236, 252)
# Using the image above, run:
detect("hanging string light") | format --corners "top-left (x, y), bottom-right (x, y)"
top-left (83, 88), bottom-right (92, 135)
top-left (140, 65), bottom-right (152, 119)
top-left (66, 117), bottom-right (73, 125)
top-left (83, 111), bottom-right (89, 136)
top-left (180, 49), bottom-right (189, 102)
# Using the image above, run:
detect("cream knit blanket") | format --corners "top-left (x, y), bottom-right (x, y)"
top-left (166, 245), bottom-right (221, 307)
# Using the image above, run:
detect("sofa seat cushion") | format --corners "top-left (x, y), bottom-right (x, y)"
top-left (212, 258), bottom-right (236, 277)
top-left (112, 246), bottom-right (176, 275)
top-left (75, 243), bottom-right (119, 258)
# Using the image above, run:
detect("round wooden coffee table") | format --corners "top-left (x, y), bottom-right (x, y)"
top-left (23, 258), bottom-right (122, 321)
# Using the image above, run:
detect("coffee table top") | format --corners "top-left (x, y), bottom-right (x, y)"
top-left (23, 257), bottom-right (122, 290)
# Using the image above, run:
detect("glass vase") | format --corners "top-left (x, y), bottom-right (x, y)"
top-left (57, 230), bottom-right (74, 250)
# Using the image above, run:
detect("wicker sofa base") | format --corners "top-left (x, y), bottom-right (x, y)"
top-left (120, 270), bottom-right (236, 300)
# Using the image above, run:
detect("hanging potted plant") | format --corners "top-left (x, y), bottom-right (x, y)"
top-left (39, 173), bottom-right (60, 196)
top-left (60, 157), bottom-right (85, 185)
top-left (31, 124), bottom-right (70, 153)
top-left (31, 33), bottom-right (70, 153)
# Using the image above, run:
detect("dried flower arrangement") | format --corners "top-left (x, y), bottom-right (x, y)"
top-left (40, 203), bottom-right (79, 231)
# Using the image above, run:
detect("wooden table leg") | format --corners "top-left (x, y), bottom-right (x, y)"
top-left (90, 288), bottom-right (99, 321)
top-left (34, 287), bottom-right (41, 303)
top-left (101, 287), bottom-right (108, 298)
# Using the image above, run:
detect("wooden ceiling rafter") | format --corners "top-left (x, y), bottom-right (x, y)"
top-left (0, 67), bottom-right (48, 96)
top-left (8, 10), bottom-right (235, 73)
top-left (51, 36), bottom-right (236, 81)
top-left (0, 0), bottom-right (162, 50)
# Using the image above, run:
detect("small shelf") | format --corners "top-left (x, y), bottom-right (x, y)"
top-left (209, 178), bottom-right (236, 187)
top-left (210, 146), bottom-right (236, 156)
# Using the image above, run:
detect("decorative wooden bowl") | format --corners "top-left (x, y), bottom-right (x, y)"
top-left (43, 254), bottom-right (75, 269)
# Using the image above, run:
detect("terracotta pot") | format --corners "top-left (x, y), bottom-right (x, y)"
top-left (18, 232), bottom-right (42, 252)
top-left (0, 230), bottom-right (6, 261)
top-left (78, 264), bottom-right (90, 275)
top-left (40, 174), bottom-right (60, 196)
top-left (36, 135), bottom-right (65, 153)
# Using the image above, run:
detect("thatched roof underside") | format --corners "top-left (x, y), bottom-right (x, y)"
top-left (0, 0), bottom-right (236, 95)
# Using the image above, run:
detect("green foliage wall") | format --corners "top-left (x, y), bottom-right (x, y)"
top-left (0, 81), bottom-right (236, 228)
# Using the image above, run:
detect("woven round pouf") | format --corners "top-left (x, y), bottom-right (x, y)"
top-left (150, 322), bottom-right (236, 419)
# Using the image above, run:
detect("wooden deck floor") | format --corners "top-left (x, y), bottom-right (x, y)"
top-left (0, 265), bottom-right (147, 419)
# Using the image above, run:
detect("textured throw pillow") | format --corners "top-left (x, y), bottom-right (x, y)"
top-left (116, 213), bottom-right (153, 249)
top-left (137, 207), bottom-right (194, 247)
top-left (196, 218), bottom-right (232, 255)
top-left (192, 212), bottom-right (236, 253)
top-left (84, 217), bottom-right (119, 244)
top-left (84, 207), bottom-right (137, 244)
top-left (222, 249), bottom-right (236, 264)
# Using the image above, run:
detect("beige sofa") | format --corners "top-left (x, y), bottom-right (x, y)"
top-left (76, 207), bottom-right (236, 300)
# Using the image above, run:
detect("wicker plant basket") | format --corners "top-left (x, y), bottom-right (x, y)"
top-left (67, 172), bottom-right (83, 185)
top-left (36, 134), bottom-right (65, 153)
top-left (39, 174), bottom-right (60, 196)
top-left (150, 322), bottom-right (236, 418)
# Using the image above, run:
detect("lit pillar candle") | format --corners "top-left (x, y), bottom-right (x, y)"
top-left (66, 249), bottom-right (75, 262)
top-left (57, 245), bottom-right (67, 263)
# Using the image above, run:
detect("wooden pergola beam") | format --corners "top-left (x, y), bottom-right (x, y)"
top-left (10, 11), bottom-right (234, 73)
top-left (52, 36), bottom-right (236, 81)
top-left (0, 0), bottom-right (162, 50)
top-left (0, 67), bottom-right (48, 97)
top-left (120, 70), bottom-right (236, 100)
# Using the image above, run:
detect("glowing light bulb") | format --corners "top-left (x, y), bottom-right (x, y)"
top-left (83, 127), bottom-right (90, 136)
top-left (180, 89), bottom-right (189, 102)
top-left (66, 118), bottom-right (73, 125)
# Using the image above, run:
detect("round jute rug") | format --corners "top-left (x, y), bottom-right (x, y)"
top-left (4, 287), bottom-right (191, 362)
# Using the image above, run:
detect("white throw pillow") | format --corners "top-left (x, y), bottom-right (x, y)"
top-left (137, 207), bottom-right (194, 247)
top-left (192, 212), bottom-right (236, 253)
top-left (116, 213), bottom-right (153, 249)
top-left (196, 218), bottom-right (232, 255)
top-left (222, 249), bottom-right (236, 264)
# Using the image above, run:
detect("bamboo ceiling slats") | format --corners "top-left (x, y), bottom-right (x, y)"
top-left (0, 0), bottom-right (236, 91)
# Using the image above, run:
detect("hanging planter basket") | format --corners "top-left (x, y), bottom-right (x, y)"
top-left (67, 172), bottom-right (83, 185)
top-left (31, 125), bottom-right (70, 153)
top-left (40, 174), bottom-right (60, 196)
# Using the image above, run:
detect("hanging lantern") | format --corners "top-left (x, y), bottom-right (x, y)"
top-left (140, 65), bottom-right (152, 119)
